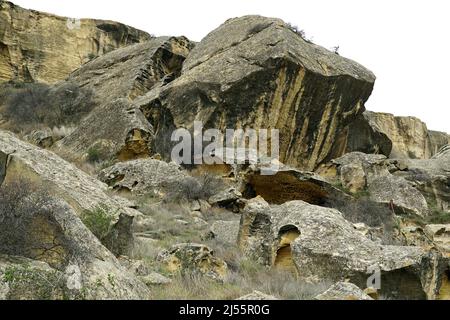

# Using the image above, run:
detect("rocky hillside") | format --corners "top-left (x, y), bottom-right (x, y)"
top-left (0, 1), bottom-right (151, 83)
top-left (0, 2), bottom-right (449, 301)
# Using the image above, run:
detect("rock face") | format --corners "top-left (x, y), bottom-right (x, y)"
top-left (314, 282), bottom-right (374, 300)
top-left (0, 1), bottom-right (151, 83)
top-left (55, 37), bottom-right (193, 161)
top-left (54, 99), bottom-right (154, 161)
top-left (136, 15), bottom-right (376, 171)
top-left (238, 197), bottom-right (445, 299)
top-left (98, 158), bottom-right (189, 195)
top-left (0, 199), bottom-right (150, 300)
top-left (395, 145), bottom-right (450, 213)
top-left (361, 111), bottom-right (449, 159)
top-left (157, 243), bottom-right (228, 281)
top-left (322, 152), bottom-right (430, 217)
top-left (64, 36), bottom-right (193, 105)
top-left (0, 130), bottom-right (142, 255)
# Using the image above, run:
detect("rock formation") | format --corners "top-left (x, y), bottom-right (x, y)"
top-left (0, 130), bottom-right (143, 255)
top-left (136, 15), bottom-right (376, 171)
top-left (314, 282), bottom-right (374, 300)
top-left (0, 0), bottom-right (151, 83)
top-left (238, 197), bottom-right (445, 299)
top-left (54, 37), bottom-right (193, 160)
top-left (358, 111), bottom-right (449, 159)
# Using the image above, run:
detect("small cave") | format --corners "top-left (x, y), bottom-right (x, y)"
top-left (274, 225), bottom-right (300, 275)
top-left (437, 269), bottom-right (450, 300)
top-left (244, 172), bottom-right (329, 205)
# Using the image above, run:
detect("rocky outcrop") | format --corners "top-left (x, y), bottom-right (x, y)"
top-left (54, 37), bottom-right (193, 161)
top-left (0, 198), bottom-right (151, 300)
top-left (394, 145), bottom-right (450, 213)
top-left (314, 282), bottom-right (374, 300)
top-left (157, 243), bottom-right (228, 281)
top-left (0, 1), bottom-right (151, 83)
top-left (0, 130), bottom-right (143, 255)
top-left (54, 99), bottom-right (154, 161)
top-left (424, 225), bottom-right (450, 254)
top-left (338, 112), bottom-right (393, 157)
top-left (359, 111), bottom-right (449, 159)
top-left (136, 15), bottom-right (376, 171)
top-left (64, 36), bottom-right (193, 105)
top-left (98, 158), bottom-right (189, 196)
top-left (238, 197), bottom-right (445, 299)
top-left (321, 152), bottom-right (430, 217)
top-left (208, 220), bottom-right (241, 244)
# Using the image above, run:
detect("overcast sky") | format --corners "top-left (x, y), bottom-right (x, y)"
top-left (12, 0), bottom-right (450, 132)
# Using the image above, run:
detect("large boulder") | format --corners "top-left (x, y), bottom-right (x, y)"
top-left (136, 15), bottom-right (376, 171)
top-left (54, 99), bottom-right (154, 161)
top-left (0, 1), bottom-right (151, 83)
top-left (54, 36), bottom-right (193, 161)
top-left (238, 197), bottom-right (446, 299)
top-left (0, 198), bottom-right (150, 300)
top-left (0, 130), bottom-right (143, 255)
top-left (394, 145), bottom-right (450, 213)
top-left (98, 158), bottom-right (189, 196)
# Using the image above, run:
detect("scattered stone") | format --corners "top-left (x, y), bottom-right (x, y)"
top-left (209, 220), bottom-right (241, 244)
top-left (140, 272), bottom-right (172, 286)
top-left (314, 282), bottom-right (373, 300)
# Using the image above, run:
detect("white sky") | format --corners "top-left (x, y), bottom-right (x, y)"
top-left (11, 0), bottom-right (450, 132)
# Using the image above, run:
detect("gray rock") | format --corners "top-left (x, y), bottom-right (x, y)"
top-left (157, 243), bottom-right (228, 281)
top-left (99, 158), bottom-right (189, 195)
top-left (208, 188), bottom-right (242, 206)
top-left (0, 130), bottom-right (143, 256)
top-left (140, 272), bottom-right (172, 286)
top-left (369, 175), bottom-right (429, 217)
top-left (314, 282), bottom-right (374, 300)
top-left (55, 99), bottom-right (154, 161)
top-left (238, 197), bottom-right (444, 299)
top-left (136, 15), bottom-right (376, 171)
top-left (209, 220), bottom-right (241, 244)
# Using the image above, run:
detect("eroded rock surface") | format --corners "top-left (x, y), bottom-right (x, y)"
top-left (157, 243), bottom-right (228, 281)
top-left (55, 99), bottom-right (154, 161)
top-left (0, 1), bottom-right (151, 83)
top-left (136, 15), bottom-right (376, 171)
top-left (238, 197), bottom-right (445, 299)
top-left (99, 158), bottom-right (189, 195)
top-left (0, 130), bottom-right (142, 255)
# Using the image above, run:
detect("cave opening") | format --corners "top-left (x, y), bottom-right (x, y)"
top-left (274, 225), bottom-right (300, 275)
top-left (437, 269), bottom-right (450, 300)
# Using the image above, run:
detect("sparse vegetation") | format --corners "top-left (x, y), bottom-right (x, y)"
top-left (163, 173), bottom-right (223, 202)
top-left (0, 178), bottom-right (69, 266)
top-left (2, 81), bottom-right (95, 131)
top-left (80, 204), bottom-right (116, 243)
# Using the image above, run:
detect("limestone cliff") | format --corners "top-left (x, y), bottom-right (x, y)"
top-left (0, 0), bottom-right (151, 83)
top-left (360, 111), bottom-right (449, 159)
top-left (136, 15), bottom-right (376, 171)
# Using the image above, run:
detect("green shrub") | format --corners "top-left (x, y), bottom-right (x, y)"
top-left (81, 204), bottom-right (115, 242)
